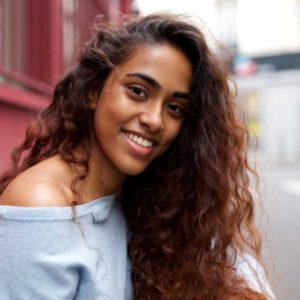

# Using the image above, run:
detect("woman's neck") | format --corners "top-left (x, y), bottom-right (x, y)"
top-left (69, 142), bottom-right (126, 202)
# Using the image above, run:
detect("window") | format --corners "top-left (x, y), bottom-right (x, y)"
top-left (0, 0), bottom-right (63, 95)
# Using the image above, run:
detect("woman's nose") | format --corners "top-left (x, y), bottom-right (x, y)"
top-left (138, 106), bottom-right (164, 132)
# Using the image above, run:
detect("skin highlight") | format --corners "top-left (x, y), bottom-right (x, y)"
top-left (0, 14), bottom-right (271, 299)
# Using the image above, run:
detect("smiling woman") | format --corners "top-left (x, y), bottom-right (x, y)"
top-left (0, 14), bottom-right (273, 300)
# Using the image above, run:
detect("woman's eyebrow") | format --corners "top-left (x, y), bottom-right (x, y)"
top-left (173, 91), bottom-right (190, 100)
top-left (126, 72), bottom-right (161, 90)
top-left (126, 72), bottom-right (190, 100)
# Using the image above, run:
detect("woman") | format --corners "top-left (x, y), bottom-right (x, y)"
top-left (0, 14), bottom-right (273, 299)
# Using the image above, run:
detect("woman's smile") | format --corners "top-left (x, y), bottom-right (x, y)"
top-left (122, 130), bottom-right (157, 156)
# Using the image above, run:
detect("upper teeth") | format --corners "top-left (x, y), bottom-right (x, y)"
top-left (127, 133), bottom-right (153, 148)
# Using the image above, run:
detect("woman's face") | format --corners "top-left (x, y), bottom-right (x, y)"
top-left (91, 43), bottom-right (192, 176)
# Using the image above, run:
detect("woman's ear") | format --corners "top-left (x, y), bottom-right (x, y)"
top-left (88, 90), bottom-right (98, 110)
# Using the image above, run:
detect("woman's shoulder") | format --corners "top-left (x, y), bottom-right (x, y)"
top-left (0, 156), bottom-right (73, 207)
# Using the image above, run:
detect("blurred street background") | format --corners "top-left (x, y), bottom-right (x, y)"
top-left (0, 0), bottom-right (299, 299)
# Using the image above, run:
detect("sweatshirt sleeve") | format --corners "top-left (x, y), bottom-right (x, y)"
top-left (0, 210), bottom-right (86, 300)
top-left (235, 253), bottom-right (275, 299)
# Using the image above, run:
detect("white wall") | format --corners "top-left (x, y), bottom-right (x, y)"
top-left (134, 0), bottom-right (218, 39)
top-left (236, 0), bottom-right (300, 56)
top-left (260, 80), bottom-right (300, 162)
top-left (135, 0), bottom-right (300, 56)
top-left (237, 71), bottom-right (300, 162)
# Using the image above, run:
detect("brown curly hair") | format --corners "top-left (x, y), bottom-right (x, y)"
top-left (0, 14), bottom-right (270, 299)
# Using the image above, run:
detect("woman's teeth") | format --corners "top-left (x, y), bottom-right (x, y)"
top-left (127, 133), bottom-right (153, 148)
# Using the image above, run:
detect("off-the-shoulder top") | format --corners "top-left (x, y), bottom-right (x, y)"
top-left (0, 195), bottom-right (133, 300)
top-left (0, 194), bottom-right (274, 299)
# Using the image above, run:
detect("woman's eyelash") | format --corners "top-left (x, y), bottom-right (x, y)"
top-left (129, 86), bottom-right (147, 98)
top-left (167, 103), bottom-right (185, 115)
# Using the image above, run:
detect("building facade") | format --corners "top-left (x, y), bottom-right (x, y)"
top-left (221, 0), bottom-right (300, 163)
top-left (0, 0), bottom-right (132, 171)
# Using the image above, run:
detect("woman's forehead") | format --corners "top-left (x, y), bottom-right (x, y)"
top-left (114, 44), bottom-right (192, 91)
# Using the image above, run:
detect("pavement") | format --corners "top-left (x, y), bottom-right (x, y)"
top-left (257, 162), bottom-right (300, 300)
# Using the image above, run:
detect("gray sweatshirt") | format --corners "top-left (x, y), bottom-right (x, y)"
top-left (0, 195), bottom-right (274, 299)
top-left (0, 195), bottom-right (132, 300)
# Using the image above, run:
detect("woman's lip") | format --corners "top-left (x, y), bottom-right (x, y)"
top-left (122, 132), bottom-right (155, 157)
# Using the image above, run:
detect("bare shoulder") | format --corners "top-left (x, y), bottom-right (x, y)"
top-left (0, 157), bottom-right (73, 207)
top-left (0, 176), bottom-right (69, 207)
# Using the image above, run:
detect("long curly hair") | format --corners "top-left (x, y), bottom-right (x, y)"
top-left (1, 14), bottom-right (269, 299)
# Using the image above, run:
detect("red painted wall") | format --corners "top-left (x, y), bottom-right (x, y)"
top-left (0, 103), bottom-right (36, 173)
top-left (0, 0), bottom-right (132, 173)
top-left (0, 84), bottom-right (49, 172)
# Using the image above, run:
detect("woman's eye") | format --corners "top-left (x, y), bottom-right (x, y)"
top-left (167, 103), bottom-right (185, 116)
top-left (129, 86), bottom-right (147, 98)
